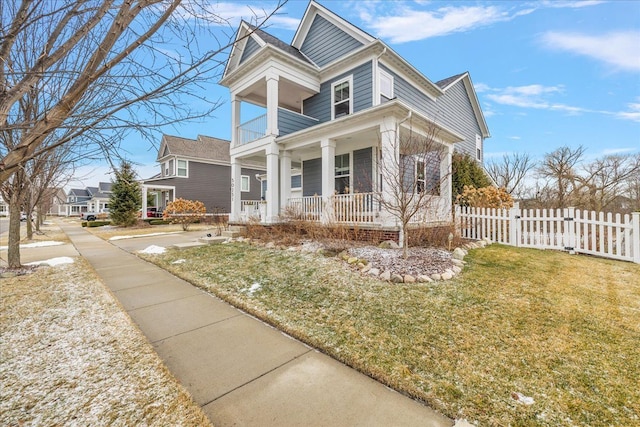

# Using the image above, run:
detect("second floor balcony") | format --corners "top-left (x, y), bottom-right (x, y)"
top-left (236, 107), bottom-right (319, 146)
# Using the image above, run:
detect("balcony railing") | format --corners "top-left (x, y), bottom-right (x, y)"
top-left (237, 114), bottom-right (267, 145)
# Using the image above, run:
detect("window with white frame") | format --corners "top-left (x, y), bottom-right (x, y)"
top-left (416, 153), bottom-right (441, 196)
top-left (331, 76), bottom-right (352, 119)
top-left (476, 134), bottom-right (482, 161)
top-left (241, 175), bottom-right (250, 192)
top-left (416, 160), bottom-right (426, 193)
top-left (379, 69), bottom-right (394, 103)
top-left (335, 153), bottom-right (350, 194)
top-left (291, 174), bottom-right (301, 189)
top-left (177, 159), bottom-right (187, 177)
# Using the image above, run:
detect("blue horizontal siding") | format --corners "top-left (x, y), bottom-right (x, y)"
top-left (240, 37), bottom-right (261, 64)
top-left (300, 15), bottom-right (363, 67)
top-left (278, 108), bottom-right (319, 136)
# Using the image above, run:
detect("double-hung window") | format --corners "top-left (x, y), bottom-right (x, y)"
top-left (379, 69), bottom-right (394, 103)
top-left (332, 76), bottom-right (352, 119)
top-left (177, 160), bottom-right (187, 177)
top-left (334, 153), bottom-right (350, 194)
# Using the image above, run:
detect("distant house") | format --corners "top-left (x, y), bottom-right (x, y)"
top-left (140, 134), bottom-right (264, 218)
top-left (221, 0), bottom-right (490, 227)
top-left (43, 187), bottom-right (67, 216)
top-left (62, 182), bottom-right (112, 216)
top-left (0, 195), bottom-right (7, 216)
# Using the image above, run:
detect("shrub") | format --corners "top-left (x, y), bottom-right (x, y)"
top-left (163, 198), bottom-right (206, 231)
top-left (87, 220), bottom-right (111, 227)
top-left (452, 153), bottom-right (491, 202)
top-left (456, 185), bottom-right (513, 209)
top-left (149, 219), bottom-right (170, 225)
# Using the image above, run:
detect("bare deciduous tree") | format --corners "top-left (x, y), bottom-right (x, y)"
top-left (376, 120), bottom-right (449, 258)
top-left (536, 145), bottom-right (586, 209)
top-left (486, 152), bottom-right (535, 198)
top-left (0, 0), bottom-right (285, 183)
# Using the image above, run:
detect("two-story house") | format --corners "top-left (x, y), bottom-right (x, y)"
top-left (62, 182), bottom-right (111, 216)
top-left (221, 1), bottom-right (489, 229)
top-left (140, 134), bottom-right (264, 217)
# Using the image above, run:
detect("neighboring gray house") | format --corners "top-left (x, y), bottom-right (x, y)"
top-left (221, 0), bottom-right (490, 226)
top-left (62, 182), bottom-right (111, 216)
top-left (140, 134), bottom-right (264, 217)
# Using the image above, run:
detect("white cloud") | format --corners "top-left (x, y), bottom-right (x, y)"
top-left (601, 147), bottom-right (638, 155)
top-left (508, 136), bottom-right (522, 140)
top-left (480, 83), bottom-right (640, 122)
top-left (360, 4), bottom-right (511, 43)
top-left (541, 0), bottom-right (606, 8)
top-left (541, 31), bottom-right (640, 72)
top-left (177, 2), bottom-right (298, 30)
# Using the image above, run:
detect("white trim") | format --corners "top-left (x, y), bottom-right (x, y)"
top-left (331, 75), bottom-right (353, 120)
top-left (177, 159), bottom-right (188, 177)
top-left (476, 134), bottom-right (482, 161)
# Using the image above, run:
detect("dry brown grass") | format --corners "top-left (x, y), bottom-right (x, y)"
top-left (0, 257), bottom-right (212, 426)
top-left (141, 242), bottom-right (640, 426)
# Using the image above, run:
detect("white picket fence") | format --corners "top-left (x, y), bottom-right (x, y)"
top-left (455, 205), bottom-right (640, 263)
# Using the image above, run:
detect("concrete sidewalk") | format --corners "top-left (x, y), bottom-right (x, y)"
top-left (59, 222), bottom-right (452, 427)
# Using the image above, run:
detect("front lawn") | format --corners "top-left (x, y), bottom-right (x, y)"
top-left (0, 258), bottom-right (211, 426)
top-left (141, 243), bottom-right (640, 426)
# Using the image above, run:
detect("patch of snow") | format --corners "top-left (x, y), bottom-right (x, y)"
top-left (138, 245), bottom-right (166, 254)
top-left (512, 392), bottom-right (535, 405)
top-left (0, 240), bottom-right (64, 250)
top-left (171, 259), bottom-right (186, 264)
top-left (242, 282), bottom-right (262, 296)
top-left (25, 257), bottom-right (75, 267)
top-left (109, 231), bottom-right (182, 241)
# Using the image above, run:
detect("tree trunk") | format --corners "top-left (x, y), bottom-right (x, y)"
top-left (7, 196), bottom-right (22, 269)
top-left (26, 212), bottom-right (33, 239)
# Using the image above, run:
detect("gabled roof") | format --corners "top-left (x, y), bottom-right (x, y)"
top-left (98, 182), bottom-right (112, 193)
top-left (86, 187), bottom-right (98, 196)
top-left (436, 72), bottom-right (490, 138)
top-left (292, 0), bottom-right (375, 49)
top-left (157, 134), bottom-right (231, 163)
top-left (68, 188), bottom-right (90, 197)
top-left (245, 23), bottom-right (310, 64)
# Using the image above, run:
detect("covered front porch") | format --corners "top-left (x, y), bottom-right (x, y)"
top-left (230, 104), bottom-right (459, 229)
top-left (140, 184), bottom-right (175, 219)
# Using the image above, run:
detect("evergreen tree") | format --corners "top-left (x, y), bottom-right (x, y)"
top-left (452, 153), bottom-right (491, 202)
top-left (109, 162), bottom-right (141, 226)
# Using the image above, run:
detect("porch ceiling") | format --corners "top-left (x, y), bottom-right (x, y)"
top-left (238, 77), bottom-right (317, 111)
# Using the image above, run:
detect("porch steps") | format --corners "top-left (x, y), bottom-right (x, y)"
top-left (198, 236), bottom-right (228, 245)
top-left (172, 242), bottom-right (207, 250)
top-left (222, 227), bottom-right (246, 238)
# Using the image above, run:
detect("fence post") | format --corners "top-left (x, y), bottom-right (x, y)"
top-left (565, 207), bottom-right (576, 254)
top-left (508, 204), bottom-right (520, 247)
top-left (632, 211), bottom-right (640, 264)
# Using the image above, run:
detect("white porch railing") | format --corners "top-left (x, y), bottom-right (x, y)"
top-left (455, 205), bottom-right (640, 263)
top-left (237, 114), bottom-right (267, 145)
top-left (240, 200), bottom-right (264, 221)
top-left (287, 193), bottom-right (378, 224)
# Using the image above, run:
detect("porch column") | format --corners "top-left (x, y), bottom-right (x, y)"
top-left (379, 117), bottom-right (399, 228)
top-left (230, 157), bottom-right (242, 222)
top-left (280, 150), bottom-right (291, 210)
top-left (141, 185), bottom-right (148, 219)
top-left (321, 138), bottom-right (335, 223)
top-left (440, 144), bottom-right (453, 220)
top-left (265, 143), bottom-right (280, 223)
top-left (231, 93), bottom-right (240, 147)
top-left (266, 73), bottom-right (279, 137)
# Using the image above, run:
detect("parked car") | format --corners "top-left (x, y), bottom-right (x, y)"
top-left (81, 209), bottom-right (109, 222)
top-left (20, 212), bottom-right (28, 221)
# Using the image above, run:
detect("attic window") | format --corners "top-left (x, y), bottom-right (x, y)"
top-left (332, 76), bottom-right (352, 119)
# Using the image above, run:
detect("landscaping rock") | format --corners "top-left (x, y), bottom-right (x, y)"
top-left (451, 259), bottom-right (465, 267)
top-left (265, 242), bottom-right (275, 248)
top-left (441, 271), bottom-right (454, 280)
top-left (347, 257), bottom-right (359, 264)
top-left (368, 268), bottom-right (380, 276)
top-left (361, 264), bottom-right (371, 273)
top-left (452, 265), bottom-right (462, 274)
top-left (477, 240), bottom-right (487, 248)
top-left (357, 262), bottom-right (365, 269)
top-left (380, 270), bottom-right (391, 281)
top-left (452, 248), bottom-right (466, 260)
top-left (391, 273), bottom-right (404, 283)
top-left (417, 275), bottom-right (433, 283)
top-left (403, 274), bottom-right (416, 283)
top-left (431, 273), bottom-right (441, 281)
top-left (378, 240), bottom-right (400, 249)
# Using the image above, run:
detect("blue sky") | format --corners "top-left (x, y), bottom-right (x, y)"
top-left (71, 0), bottom-right (640, 188)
